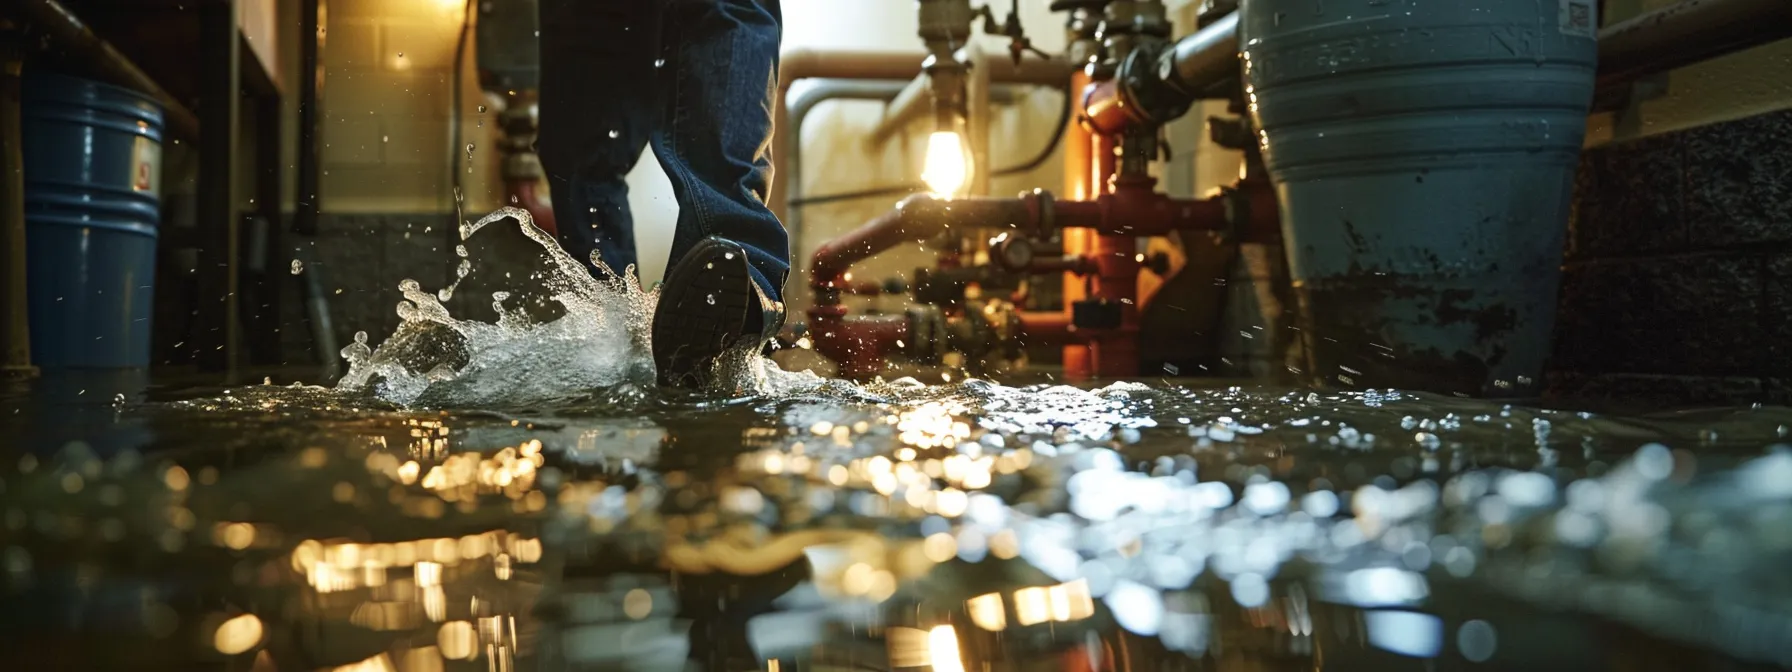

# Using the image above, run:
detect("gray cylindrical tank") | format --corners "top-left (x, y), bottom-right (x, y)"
top-left (1242, 0), bottom-right (1598, 396)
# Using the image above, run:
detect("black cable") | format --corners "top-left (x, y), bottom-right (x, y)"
top-left (787, 86), bottom-right (1074, 208)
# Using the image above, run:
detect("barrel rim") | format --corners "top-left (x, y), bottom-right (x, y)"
top-left (21, 70), bottom-right (166, 120)
top-left (25, 215), bottom-right (161, 239)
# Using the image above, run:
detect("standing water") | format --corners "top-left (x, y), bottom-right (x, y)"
top-left (3, 209), bottom-right (1791, 671)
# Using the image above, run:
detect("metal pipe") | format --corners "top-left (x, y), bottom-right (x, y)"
top-left (1159, 10), bottom-right (1239, 98)
top-left (866, 56), bottom-right (1076, 147)
top-left (0, 35), bottom-right (34, 383)
top-left (5, 0), bottom-right (202, 139)
top-left (809, 193), bottom-right (1034, 287)
top-left (1594, 0), bottom-right (1792, 105)
top-left (865, 76), bottom-right (1027, 150)
top-left (783, 79), bottom-right (910, 311)
top-left (772, 49), bottom-right (931, 225)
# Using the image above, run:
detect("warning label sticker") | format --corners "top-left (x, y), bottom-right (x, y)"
top-left (131, 136), bottom-right (161, 196)
top-left (1559, 0), bottom-right (1597, 39)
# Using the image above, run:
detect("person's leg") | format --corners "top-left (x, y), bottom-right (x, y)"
top-left (647, 0), bottom-right (787, 388)
top-left (649, 0), bottom-right (789, 302)
top-left (537, 0), bottom-right (659, 278)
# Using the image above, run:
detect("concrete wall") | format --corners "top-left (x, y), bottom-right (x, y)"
top-left (1588, 0), bottom-right (1792, 146)
top-left (319, 0), bottom-right (505, 214)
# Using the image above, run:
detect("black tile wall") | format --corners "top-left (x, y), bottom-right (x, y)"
top-left (1567, 133), bottom-right (1686, 258)
top-left (1683, 111), bottom-right (1792, 247)
top-left (1550, 106), bottom-right (1792, 406)
top-left (1554, 254), bottom-right (1767, 376)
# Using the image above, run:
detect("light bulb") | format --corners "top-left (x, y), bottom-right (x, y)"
top-left (927, 625), bottom-right (965, 672)
top-left (922, 131), bottom-right (968, 197)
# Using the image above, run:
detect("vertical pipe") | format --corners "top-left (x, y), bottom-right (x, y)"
top-left (0, 36), bottom-right (34, 383)
top-left (197, 0), bottom-right (242, 377)
top-left (1060, 70), bottom-right (1097, 379)
top-left (966, 46), bottom-right (991, 196)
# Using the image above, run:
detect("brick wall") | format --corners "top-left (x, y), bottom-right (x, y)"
top-left (1550, 108), bottom-right (1792, 406)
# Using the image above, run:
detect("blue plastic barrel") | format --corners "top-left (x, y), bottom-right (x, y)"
top-left (21, 72), bottom-right (164, 369)
top-left (1242, 0), bottom-right (1598, 396)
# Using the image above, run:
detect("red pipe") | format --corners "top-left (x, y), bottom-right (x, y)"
top-left (807, 307), bottom-right (910, 380)
top-left (1016, 311), bottom-right (1087, 345)
top-left (808, 194), bottom-right (1035, 289)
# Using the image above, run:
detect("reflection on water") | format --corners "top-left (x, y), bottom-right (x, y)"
top-left (4, 375), bottom-right (1791, 671)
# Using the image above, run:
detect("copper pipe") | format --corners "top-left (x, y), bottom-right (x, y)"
top-left (1017, 311), bottom-right (1087, 345)
top-left (771, 50), bottom-right (930, 225)
top-left (865, 55), bottom-right (1077, 148)
top-left (1597, 0), bottom-right (1792, 95)
top-left (1, 41), bottom-right (34, 382)
top-left (1062, 70), bottom-right (1095, 377)
top-left (808, 193), bottom-right (1034, 288)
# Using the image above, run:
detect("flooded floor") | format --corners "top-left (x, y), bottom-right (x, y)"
top-left (6, 212), bottom-right (1792, 670)
top-left (5, 372), bottom-right (1792, 671)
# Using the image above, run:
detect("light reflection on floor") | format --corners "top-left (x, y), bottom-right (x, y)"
top-left (2, 378), bottom-right (1791, 670)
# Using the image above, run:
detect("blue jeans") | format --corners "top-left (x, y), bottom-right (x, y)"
top-left (538, 0), bottom-right (788, 303)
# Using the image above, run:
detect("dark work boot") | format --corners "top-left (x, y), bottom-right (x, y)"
top-left (652, 237), bottom-right (784, 389)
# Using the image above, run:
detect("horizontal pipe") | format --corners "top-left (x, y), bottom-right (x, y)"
top-left (779, 49), bottom-right (933, 87)
top-left (866, 56), bottom-right (1076, 147)
top-left (867, 80), bottom-right (1026, 150)
top-left (809, 194), bottom-right (1033, 287)
top-left (1593, 0), bottom-right (1792, 108)
top-left (1160, 10), bottom-right (1241, 97)
top-left (1016, 311), bottom-right (1085, 345)
top-left (10, 0), bottom-right (203, 139)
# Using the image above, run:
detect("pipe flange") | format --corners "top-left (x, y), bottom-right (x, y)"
top-left (1025, 188), bottom-right (1056, 235)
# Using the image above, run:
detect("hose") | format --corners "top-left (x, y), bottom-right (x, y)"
top-left (788, 86), bottom-right (1073, 208)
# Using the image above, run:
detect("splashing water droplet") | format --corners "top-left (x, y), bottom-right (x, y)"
top-left (455, 245), bottom-right (469, 258)
top-left (707, 294), bottom-right (716, 305)
top-left (382, 135), bottom-right (389, 143)
top-left (290, 259), bottom-right (304, 275)
top-left (477, 104), bottom-right (487, 113)
top-left (724, 252), bottom-right (735, 260)
top-left (705, 262), bottom-right (714, 270)
top-left (465, 143), bottom-right (475, 158)
top-left (654, 59), bottom-right (666, 68)
top-left (608, 130), bottom-right (620, 139)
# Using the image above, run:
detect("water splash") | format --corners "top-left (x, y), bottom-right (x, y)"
top-left (336, 207), bottom-right (664, 407)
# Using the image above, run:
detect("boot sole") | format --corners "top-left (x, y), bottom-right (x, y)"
top-left (652, 239), bottom-right (754, 388)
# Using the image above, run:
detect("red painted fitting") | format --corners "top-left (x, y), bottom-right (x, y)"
top-left (1081, 79), bottom-right (1137, 136)
top-left (807, 309), bottom-right (909, 380)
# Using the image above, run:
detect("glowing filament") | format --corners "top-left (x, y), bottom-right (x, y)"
top-left (922, 131), bottom-right (968, 197)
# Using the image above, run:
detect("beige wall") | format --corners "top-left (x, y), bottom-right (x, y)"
top-left (1588, 0), bottom-right (1792, 145)
top-left (319, 0), bottom-right (503, 214)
